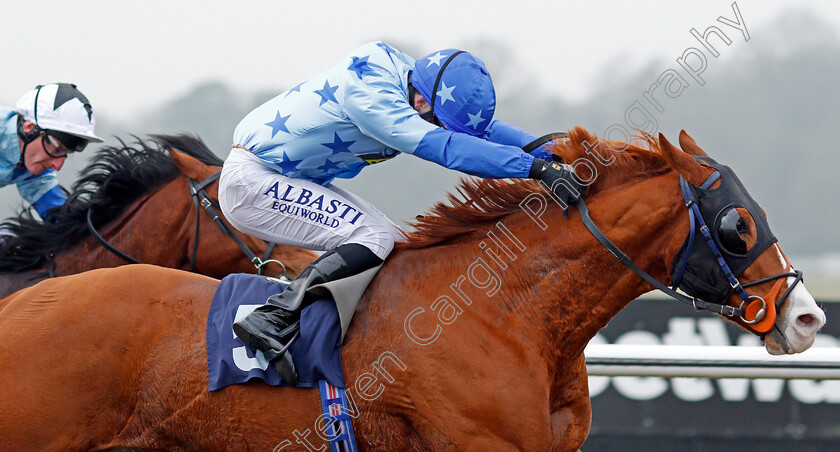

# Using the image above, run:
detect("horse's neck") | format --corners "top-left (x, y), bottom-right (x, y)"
top-left (357, 173), bottom-right (684, 382)
top-left (54, 179), bottom-right (194, 276)
top-left (528, 178), bottom-right (684, 360)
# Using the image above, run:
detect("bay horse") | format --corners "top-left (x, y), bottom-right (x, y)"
top-left (0, 135), bottom-right (316, 297)
top-left (0, 128), bottom-right (825, 451)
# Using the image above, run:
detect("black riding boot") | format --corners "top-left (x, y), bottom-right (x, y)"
top-left (232, 243), bottom-right (382, 383)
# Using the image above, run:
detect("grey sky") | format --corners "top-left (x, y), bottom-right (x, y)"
top-left (2, 0), bottom-right (838, 121)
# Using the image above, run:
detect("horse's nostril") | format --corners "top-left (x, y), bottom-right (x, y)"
top-left (797, 313), bottom-right (818, 329)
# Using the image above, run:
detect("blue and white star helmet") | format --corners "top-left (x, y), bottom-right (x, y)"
top-left (15, 83), bottom-right (103, 148)
top-left (411, 49), bottom-right (496, 137)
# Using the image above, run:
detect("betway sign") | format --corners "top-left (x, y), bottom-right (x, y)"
top-left (588, 318), bottom-right (840, 404)
top-left (587, 298), bottom-right (840, 443)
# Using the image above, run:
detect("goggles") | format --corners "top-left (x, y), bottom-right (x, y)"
top-left (41, 130), bottom-right (89, 158)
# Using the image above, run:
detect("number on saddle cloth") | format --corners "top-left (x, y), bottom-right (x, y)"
top-left (205, 273), bottom-right (345, 391)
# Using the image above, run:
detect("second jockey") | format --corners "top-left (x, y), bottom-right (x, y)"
top-left (1, 83), bottom-right (102, 221)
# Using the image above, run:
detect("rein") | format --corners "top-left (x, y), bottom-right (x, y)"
top-left (574, 198), bottom-right (743, 318)
top-left (84, 171), bottom-right (287, 278)
top-left (521, 132), bottom-right (566, 154)
top-left (187, 173), bottom-right (286, 278)
top-left (86, 209), bottom-right (141, 265)
top-left (575, 195), bottom-right (801, 334)
top-left (523, 134), bottom-right (801, 333)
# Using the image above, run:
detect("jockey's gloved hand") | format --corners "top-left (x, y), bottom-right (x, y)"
top-left (529, 158), bottom-right (586, 217)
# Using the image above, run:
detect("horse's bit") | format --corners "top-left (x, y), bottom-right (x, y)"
top-left (83, 171), bottom-right (288, 279)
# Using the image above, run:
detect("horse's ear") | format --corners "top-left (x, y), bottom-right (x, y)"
top-left (678, 130), bottom-right (709, 157)
top-left (658, 133), bottom-right (710, 186)
top-left (169, 149), bottom-right (217, 181)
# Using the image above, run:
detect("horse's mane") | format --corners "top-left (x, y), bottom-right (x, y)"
top-left (0, 134), bottom-right (223, 272)
top-left (398, 126), bottom-right (670, 249)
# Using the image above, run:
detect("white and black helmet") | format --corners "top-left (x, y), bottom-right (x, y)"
top-left (15, 83), bottom-right (103, 153)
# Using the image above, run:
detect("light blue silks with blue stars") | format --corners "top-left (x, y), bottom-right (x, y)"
top-left (0, 105), bottom-right (66, 218)
top-left (233, 41), bottom-right (549, 186)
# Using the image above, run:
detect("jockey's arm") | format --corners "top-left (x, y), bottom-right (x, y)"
top-left (412, 129), bottom-right (534, 179)
top-left (343, 70), bottom-right (535, 180)
top-left (31, 186), bottom-right (66, 221)
top-left (16, 171), bottom-right (66, 221)
top-left (485, 119), bottom-right (554, 161)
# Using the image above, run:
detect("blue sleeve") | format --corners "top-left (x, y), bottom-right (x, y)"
top-left (15, 167), bottom-right (60, 203)
top-left (485, 119), bottom-right (535, 147)
top-left (342, 61), bottom-right (437, 153)
top-left (485, 119), bottom-right (552, 161)
top-left (32, 185), bottom-right (66, 221)
top-left (528, 147), bottom-right (552, 161)
top-left (413, 128), bottom-right (534, 179)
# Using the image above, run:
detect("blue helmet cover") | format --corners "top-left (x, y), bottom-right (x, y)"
top-left (412, 49), bottom-right (496, 137)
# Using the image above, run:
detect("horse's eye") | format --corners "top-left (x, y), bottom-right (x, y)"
top-left (736, 218), bottom-right (748, 236)
top-left (716, 207), bottom-right (748, 256)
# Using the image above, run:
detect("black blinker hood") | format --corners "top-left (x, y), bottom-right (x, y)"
top-left (669, 156), bottom-right (778, 303)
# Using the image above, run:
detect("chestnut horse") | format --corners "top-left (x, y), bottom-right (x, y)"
top-left (0, 128), bottom-right (825, 451)
top-left (0, 135), bottom-right (316, 297)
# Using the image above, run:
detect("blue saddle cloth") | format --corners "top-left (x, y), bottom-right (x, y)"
top-left (206, 273), bottom-right (345, 391)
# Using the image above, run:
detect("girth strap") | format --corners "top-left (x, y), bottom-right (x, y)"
top-left (318, 380), bottom-right (358, 452)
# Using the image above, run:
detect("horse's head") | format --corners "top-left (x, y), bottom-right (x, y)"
top-left (657, 130), bottom-right (825, 354)
top-left (164, 137), bottom-right (316, 279)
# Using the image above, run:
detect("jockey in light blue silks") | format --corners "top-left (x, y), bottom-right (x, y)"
top-left (0, 83), bottom-right (102, 222)
top-left (220, 41), bottom-right (583, 382)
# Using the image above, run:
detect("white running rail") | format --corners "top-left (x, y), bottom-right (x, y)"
top-left (584, 344), bottom-right (840, 379)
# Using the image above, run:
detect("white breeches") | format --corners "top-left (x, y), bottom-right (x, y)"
top-left (219, 147), bottom-right (403, 260)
